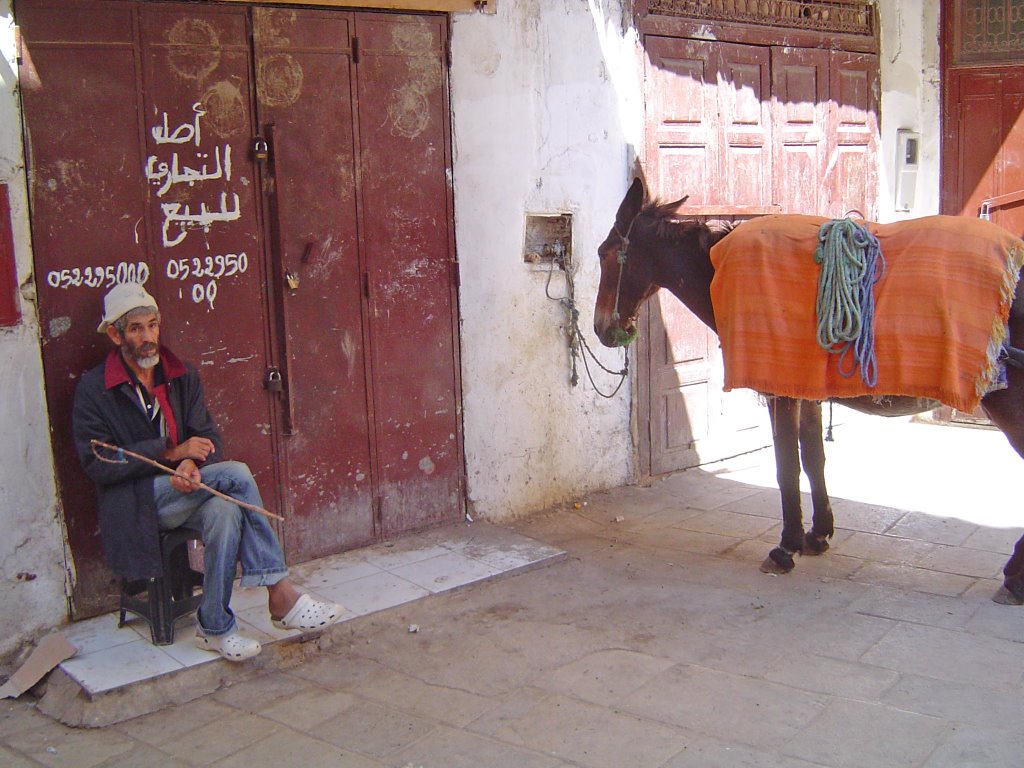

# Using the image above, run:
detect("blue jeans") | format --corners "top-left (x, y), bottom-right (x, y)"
top-left (154, 461), bottom-right (288, 636)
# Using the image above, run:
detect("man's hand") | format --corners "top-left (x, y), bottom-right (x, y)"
top-left (170, 458), bottom-right (202, 494)
top-left (162, 437), bottom-right (216, 464)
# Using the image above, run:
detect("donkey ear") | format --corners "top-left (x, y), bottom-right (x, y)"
top-left (615, 177), bottom-right (645, 230)
top-left (668, 194), bottom-right (689, 208)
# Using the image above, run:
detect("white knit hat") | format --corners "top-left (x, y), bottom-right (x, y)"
top-left (97, 282), bottom-right (159, 333)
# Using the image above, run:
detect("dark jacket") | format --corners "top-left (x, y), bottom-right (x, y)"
top-left (72, 346), bottom-right (224, 579)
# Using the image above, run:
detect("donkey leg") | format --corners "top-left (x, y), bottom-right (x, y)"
top-left (761, 397), bottom-right (805, 574)
top-left (996, 536), bottom-right (1024, 605)
top-left (798, 401), bottom-right (833, 555)
top-left (980, 376), bottom-right (1024, 604)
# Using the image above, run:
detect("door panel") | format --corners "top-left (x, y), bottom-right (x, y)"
top-left (138, 4), bottom-right (277, 498)
top-left (944, 68), bottom-right (1024, 236)
top-left (645, 37), bottom-right (718, 204)
top-left (647, 291), bottom-right (708, 474)
top-left (827, 51), bottom-right (879, 219)
top-left (252, 8), bottom-right (375, 559)
top-left (771, 47), bottom-right (828, 214)
top-left (355, 15), bottom-right (463, 536)
top-left (719, 45), bottom-right (771, 208)
top-left (643, 36), bottom-right (718, 474)
top-left (19, 2), bottom-right (149, 615)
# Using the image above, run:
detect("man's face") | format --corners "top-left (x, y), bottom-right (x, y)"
top-left (111, 311), bottom-right (160, 370)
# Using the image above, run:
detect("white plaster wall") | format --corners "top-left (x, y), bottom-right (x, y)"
top-left (450, 0), bottom-right (641, 519)
top-left (0, 4), bottom-right (71, 662)
top-left (877, 0), bottom-right (942, 222)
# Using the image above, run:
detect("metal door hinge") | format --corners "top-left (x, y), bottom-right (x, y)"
top-left (372, 495), bottom-right (382, 531)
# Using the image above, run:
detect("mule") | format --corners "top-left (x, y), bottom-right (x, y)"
top-left (594, 178), bottom-right (1024, 602)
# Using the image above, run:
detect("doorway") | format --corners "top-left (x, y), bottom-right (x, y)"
top-left (637, 7), bottom-right (879, 477)
top-left (19, 0), bottom-right (464, 617)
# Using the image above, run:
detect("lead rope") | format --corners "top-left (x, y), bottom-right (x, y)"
top-left (545, 244), bottom-right (628, 398)
top-left (814, 218), bottom-right (884, 387)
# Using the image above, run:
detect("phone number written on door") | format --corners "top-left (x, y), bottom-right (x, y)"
top-left (165, 253), bottom-right (249, 310)
top-left (46, 261), bottom-right (151, 290)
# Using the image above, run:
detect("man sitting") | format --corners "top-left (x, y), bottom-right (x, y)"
top-left (73, 282), bottom-right (343, 660)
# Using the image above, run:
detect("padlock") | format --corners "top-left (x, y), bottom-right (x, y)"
top-left (285, 270), bottom-right (299, 291)
top-left (264, 368), bottom-right (283, 392)
top-left (253, 138), bottom-right (269, 162)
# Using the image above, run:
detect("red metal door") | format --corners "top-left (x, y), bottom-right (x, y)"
top-left (20, 0), bottom-right (462, 615)
top-left (941, 0), bottom-right (1024, 234)
top-left (252, 9), bottom-right (375, 559)
top-left (355, 15), bottom-right (464, 536)
top-left (19, 1), bottom-right (278, 615)
top-left (137, 3), bottom-right (278, 501)
top-left (19, 2), bottom-right (152, 615)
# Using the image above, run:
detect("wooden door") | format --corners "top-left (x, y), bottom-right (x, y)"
top-left (943, 69), bottom-right (1024, 232)
top-left (19, 0), bottom-right (462, 616)
top-left (771, 48), bottom-right (829, 213)
top-left (642, 36), bottom-right (771, 476)
top-left (826, 51), bottom-right (879, 219)
top-left (941, 0), bottom-right (1024, 233)
top-left (640, 36), bottom-right (878, 477)
top-left (939, 1), bottom-right (1024, 422)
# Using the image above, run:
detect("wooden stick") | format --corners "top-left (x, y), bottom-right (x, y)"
top-left (89, 439), bottom-right (285, 521)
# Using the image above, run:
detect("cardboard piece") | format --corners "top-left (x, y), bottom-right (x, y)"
top-left (0, 632), bottom-right (78, 699)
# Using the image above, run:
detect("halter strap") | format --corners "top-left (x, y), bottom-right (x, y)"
top-left (610, 216), bottom-right (638, 322)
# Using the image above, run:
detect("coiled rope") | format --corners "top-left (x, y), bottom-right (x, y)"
top-left (813, 218), bottom-right (885, 387)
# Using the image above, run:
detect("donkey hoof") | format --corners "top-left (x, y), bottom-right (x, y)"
top-left (760, 548), bottom-right (795, 574)
top-left (992, 586), bottom-right (1024, 605)
top-left (993, 575), bottom-right (1024, 605)
top-left (803, 532), bottom-right (830, 556)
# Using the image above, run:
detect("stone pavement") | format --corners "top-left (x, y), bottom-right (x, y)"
top-left (2, 409), bottom-right (1023, 767)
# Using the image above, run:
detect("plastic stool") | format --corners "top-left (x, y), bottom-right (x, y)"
top-left (119, 526), bottom-right (204, 645)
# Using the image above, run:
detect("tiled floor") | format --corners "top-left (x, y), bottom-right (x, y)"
top-left (57, 522), bottom-right (565, 696)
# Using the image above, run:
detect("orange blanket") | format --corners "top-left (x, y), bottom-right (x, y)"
top-left (709, 214), bottom-right (1024, 411)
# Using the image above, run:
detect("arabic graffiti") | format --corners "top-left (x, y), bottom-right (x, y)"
top-left (146, 102), bottom-right (241, 249)
top-left (145, 145), bottom-right (232, 197)
top-left (151, 102), bottom-right (205, 145)
top-left (146, 101), bottom-right (246, 310)
top-left (159, 192), bottom-right (241, 249)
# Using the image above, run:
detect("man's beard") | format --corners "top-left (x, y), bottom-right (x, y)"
top-left (123, 341), bottom-right (159, 369)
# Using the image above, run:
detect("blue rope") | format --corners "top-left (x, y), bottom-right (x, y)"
top-left (814, 218), bottom-right (884, 387)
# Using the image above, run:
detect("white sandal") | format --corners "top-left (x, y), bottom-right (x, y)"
top-left (271, 593), bottom-right (344, 631)
top-left (194, 628), bottom-right (262, 661)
